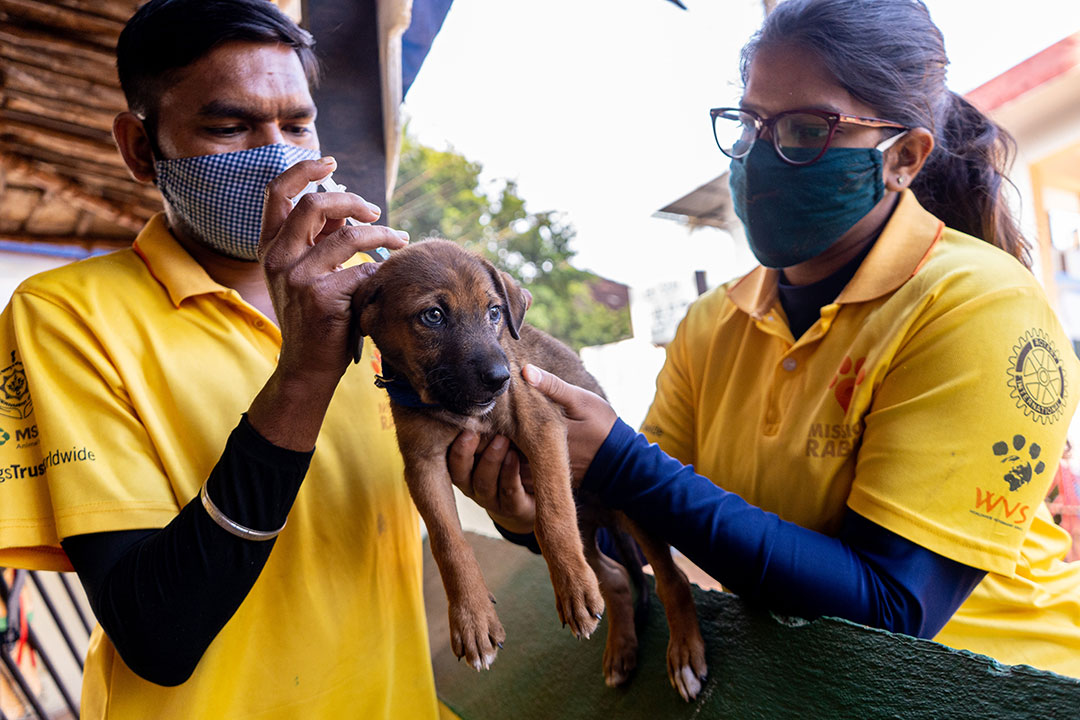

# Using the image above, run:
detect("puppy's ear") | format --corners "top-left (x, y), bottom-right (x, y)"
top-left (501, 272), bottom-right (530, 338)
top-left (481, 259), bottom-right (528, 340)
top-left (349, 265), bottom-right (383, 363)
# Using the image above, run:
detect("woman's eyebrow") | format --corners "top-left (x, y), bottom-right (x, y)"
top-left (739, 102), bottom-right (847, 116)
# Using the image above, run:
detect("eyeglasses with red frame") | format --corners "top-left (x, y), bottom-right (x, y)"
top-left (710, 107), bottom-right (908, 166)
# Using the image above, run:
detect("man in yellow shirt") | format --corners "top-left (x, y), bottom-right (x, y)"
top-left (0, 0), bottom-right (436, 717)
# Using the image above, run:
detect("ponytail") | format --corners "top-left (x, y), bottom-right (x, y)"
top-left (743, 0), bottom-right (1031, 268)
top-left (911, 92), bottom-right (1029, 267)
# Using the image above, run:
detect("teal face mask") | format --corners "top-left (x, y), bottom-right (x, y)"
top-left (729, 137), bottom-right (898, 268)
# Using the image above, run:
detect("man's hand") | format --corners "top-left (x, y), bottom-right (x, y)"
top-left (522, 364), bottom-right (617, 484)
top-left (247, 157), bottom-right (409, 450)
top-left (259, 156), bottom-right (408, 382)
top-left (449, 432), bottom-right (536, 535)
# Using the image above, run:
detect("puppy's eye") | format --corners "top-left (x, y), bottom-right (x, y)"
top-left (420, 307), bottom-right (445, 327)
top-left (488, 306), bottom-right (502, 324)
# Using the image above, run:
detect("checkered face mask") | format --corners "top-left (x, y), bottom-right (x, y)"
top-left (154, 143), bottom-right (322, 260)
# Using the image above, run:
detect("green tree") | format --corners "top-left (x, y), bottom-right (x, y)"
top-left (391, 132), bottom-right (631, 351)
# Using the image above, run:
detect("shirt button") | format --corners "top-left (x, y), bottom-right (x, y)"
top-left (253, 319), bottom-right (266, 329)
top-left (782, 357), bottom-right (797, 372)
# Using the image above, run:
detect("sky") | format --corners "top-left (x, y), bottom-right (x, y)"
top-left (402, 0), bottom-right (1080, 291)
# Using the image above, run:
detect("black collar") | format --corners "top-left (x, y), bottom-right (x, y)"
top-left (373, 372), bottom-right (443, 410)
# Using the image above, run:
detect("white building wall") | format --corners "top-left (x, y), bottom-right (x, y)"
top-left (0, 252), bottom-right (72, 307)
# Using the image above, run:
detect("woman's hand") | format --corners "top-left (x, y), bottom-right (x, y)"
top-left (448, 363), bottom-right (618, 529)
top-left (521, 364), bottom-right (617, 485)
top-left (449, 432), bottom-right (536, 534)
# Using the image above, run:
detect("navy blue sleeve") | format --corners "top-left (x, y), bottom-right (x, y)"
top-left (492, 522), bottom-right (542, 554)
top-left (583, 420), bottom-right (986, 638)
top-left (492, 523), bottom-right (642, 568)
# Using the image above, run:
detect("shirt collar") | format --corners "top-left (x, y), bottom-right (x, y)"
top-left (727, 189), bottom-right (945, 317)
top-left (131, 213), bottom-right (231, 307)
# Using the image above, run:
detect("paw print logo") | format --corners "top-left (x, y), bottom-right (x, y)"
top-left (829, 356), bottom-right (866, 412)
top-left (992, 435), bottom-right (1046, 491)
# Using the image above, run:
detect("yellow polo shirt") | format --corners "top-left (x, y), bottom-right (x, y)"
top-left (0, 215), bottom-right (439, 718)
top-left (643, 191), bottom-right (1080, 677)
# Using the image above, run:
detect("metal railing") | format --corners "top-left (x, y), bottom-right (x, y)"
top-left (1, 570), bottom-right (89, 720)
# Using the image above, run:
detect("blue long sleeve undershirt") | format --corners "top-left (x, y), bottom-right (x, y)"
top-left (582, 419), bottom-right (986, 638)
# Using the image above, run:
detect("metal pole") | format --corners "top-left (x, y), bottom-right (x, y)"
top-left (28, 571), bottom-right (84, 670)
top-left (26, 624), bottom-right (80, 718)
top-left (58, 574), bottom-right (94, 635)
top-left (308, 0), bottom-right (387, 216)
top-left (0, 644), bottom-right (50, 720)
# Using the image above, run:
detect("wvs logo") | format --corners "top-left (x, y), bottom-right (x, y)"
top-left (0, 351), bottom-right (32, 420)
top-left (970, 434), bottom-right (1046, 528)
top-left (972, 487), bottom-right (1030, 526)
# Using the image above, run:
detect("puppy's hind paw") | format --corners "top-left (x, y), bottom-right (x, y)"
top-left (602, 637), bottom-right (638, 688)
top-left (667, 635), bottom-right (707, 702)
top-left (671, 665), bottom-right (705, 702)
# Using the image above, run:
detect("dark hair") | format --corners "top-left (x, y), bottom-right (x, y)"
top-left (741, 0), bottom-right (1029, 267)
top-left (117, 0), bottom-right (320, 127)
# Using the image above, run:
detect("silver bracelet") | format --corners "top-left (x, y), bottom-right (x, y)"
top-left (199, 482), bottom-right (286, 541)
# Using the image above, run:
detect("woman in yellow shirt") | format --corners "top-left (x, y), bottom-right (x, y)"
top-left (460, 0), bottom-right (1080, 679)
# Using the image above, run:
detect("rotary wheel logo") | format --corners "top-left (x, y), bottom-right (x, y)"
top-left (0, 351), bottom-right (32, 420)
top-left (1006, 329), bottom-right (1066, 424)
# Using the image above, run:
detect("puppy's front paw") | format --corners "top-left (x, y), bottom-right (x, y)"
top-left (448, 595), bottom-right (505, 671)
top-left (552, 565), bottom-right (605, 639)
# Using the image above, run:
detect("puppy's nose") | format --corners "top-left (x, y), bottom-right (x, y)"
top-left (481, 363), bottom-right (510, 392)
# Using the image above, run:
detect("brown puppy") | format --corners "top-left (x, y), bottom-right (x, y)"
top-left (351, 239), bottom-right (707, 699)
